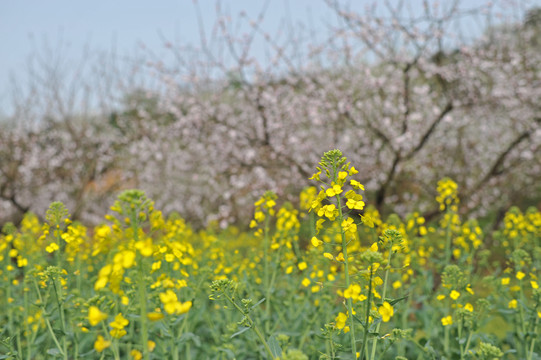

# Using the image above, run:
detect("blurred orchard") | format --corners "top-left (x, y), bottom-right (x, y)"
top-left (1, 0), bottom-right (540, 228)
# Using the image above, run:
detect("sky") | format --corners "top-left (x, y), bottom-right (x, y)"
top-left (1, 0), bottom-right (539, 116)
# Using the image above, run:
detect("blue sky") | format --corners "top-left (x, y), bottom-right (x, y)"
top-left (1, 0), bottom-right (539, 115)
top-left (0, 0), bottom-right (339, 114)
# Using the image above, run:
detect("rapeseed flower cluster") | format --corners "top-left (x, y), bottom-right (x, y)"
top-left (0, 150), bottom-right (540, 359)
top-left (436, 177), bottom-right (459, 211)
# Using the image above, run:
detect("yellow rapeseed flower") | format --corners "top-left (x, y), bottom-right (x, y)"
top-left (335, 312), bottom-right (348, 329)
top-left (159, 290), bottom-right (179, 314)
top-left (360, 215), bottom-right (374, 228)
top-left (177, 301), bottom-right (192, 315)
top-left (135, 238), bottom-right (153, 257)
top-left (159, 290), bottom-right (192, 315)
top-left (441, 315), bottom-right (453, 326)
top-left (315, 219), bottom-right (325, 234)
top-left (45, 242), bottom-right (59, 253)
top-left (254, 211), bottom-right (265, 223)
top-left (378, 302), bottom-right (394, 322)
top-left (151, 261), bottom-right (162, 271)
top-left (508, 299), bottom-right (518, 309)
top-left (147, 312), bottom-right (164, 321)
top-left (346, 198), bottom-right (365, 210)
top-left (130, 350), bottom-right (143, 360)
top-left (88, 306), bottom-right (108, 326)
top-left (94, 335), bottom-right (111, 352)
top-left (110, 313), bottom-right (129, 338)
top-left (344, 284), bottom-right (361, 300)
top-left (318, 204), bottom-right (338, 221)
top-left (350, 180), bottom-right (364, 190)
top-left (325, 184), bottom-right (343, 197)
top-left (341, 218), bottom-right (357, 237)
top-left (17, 257), bottom-right (28, 267)
top-left (311, 236), bottom-right (323, 247)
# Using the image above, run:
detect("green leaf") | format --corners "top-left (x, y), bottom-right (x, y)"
top-left (46, 348), bottom-right (62, 357)
top-left (52, 328), bottom-right (66, 338)
top-left (250, 298), bottom-right (266, 311)
top-left (388, 294), bottom-right (409, 306)
top-left (155, 322), bottom-right (172, 338)
top-left (231, 327), bottom-right (250, 338)
top-left (267, 335), bottom-right (283, 358)
top-left (352, 314), bottom-right (367, 329)
top-left (376, 294), bottom-right (409, 307)
top-left (218, 348), bottom-right (236, 359)
top-left (179, 332), bottom-right (201, 347)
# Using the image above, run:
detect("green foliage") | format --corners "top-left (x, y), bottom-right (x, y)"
top-left (1, 152), bottom-right (540, 359)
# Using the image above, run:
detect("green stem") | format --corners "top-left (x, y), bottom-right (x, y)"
top-left (223, 292), bottom-right (276, 359)
top-left (15, 333), bottom-right (22, 360)
top-left (335, 193), bottom-right (357, 357)
top-left (101, 322), bottom-right (120, 360)
top-left (330, 332), bottom-right (336, 360)
top-left (398, 291), bottom-right (412, 357)
top-left (359, 265), bottom-right (374, 360)
top-left (73, 331), bottom-right (79, 360)
top-left (44, 309), bottom-right (65, 357)
top-left (458, 316), bottom-right (464, 359)
top-left (131, 215), bottom-right (149, 360)
top-left (263, 215), bottom-right (271, 334)
top-left (51, 276), bottom-right (68, 360)
top-left (178, 302), bottom-right (192, 359)
top-left (171, 337), bottom-right (179, 360)
top-left (267, 242), bottom-right (285, 335)
top-left (444, 325), bottom-right (450, 358)
top-left (463, 331), bottom-right (473, 358)
top-left (517, 283), bottom-right (528, 359)
top-left (299, 306), bottom-right (321, 350)
top-left (138, 259), bottom-right (149, 360)
top-left (33, 279), bottom-right (65, 358)
top-left (76, 257), bottom-right (82, 294)
top-left (526, 310), bottom-right (538, 360)
top-left (370, 246), bottom-right (393, 360)
top-left (24, 286), bottom-right (31, 360)
top-left (7, 265), bottom-right (13, 343)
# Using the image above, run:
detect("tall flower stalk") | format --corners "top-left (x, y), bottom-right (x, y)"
top-left (309, 149), bottom-right (365, 358)
top-left (110, 190), bottom-right (153, 360)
